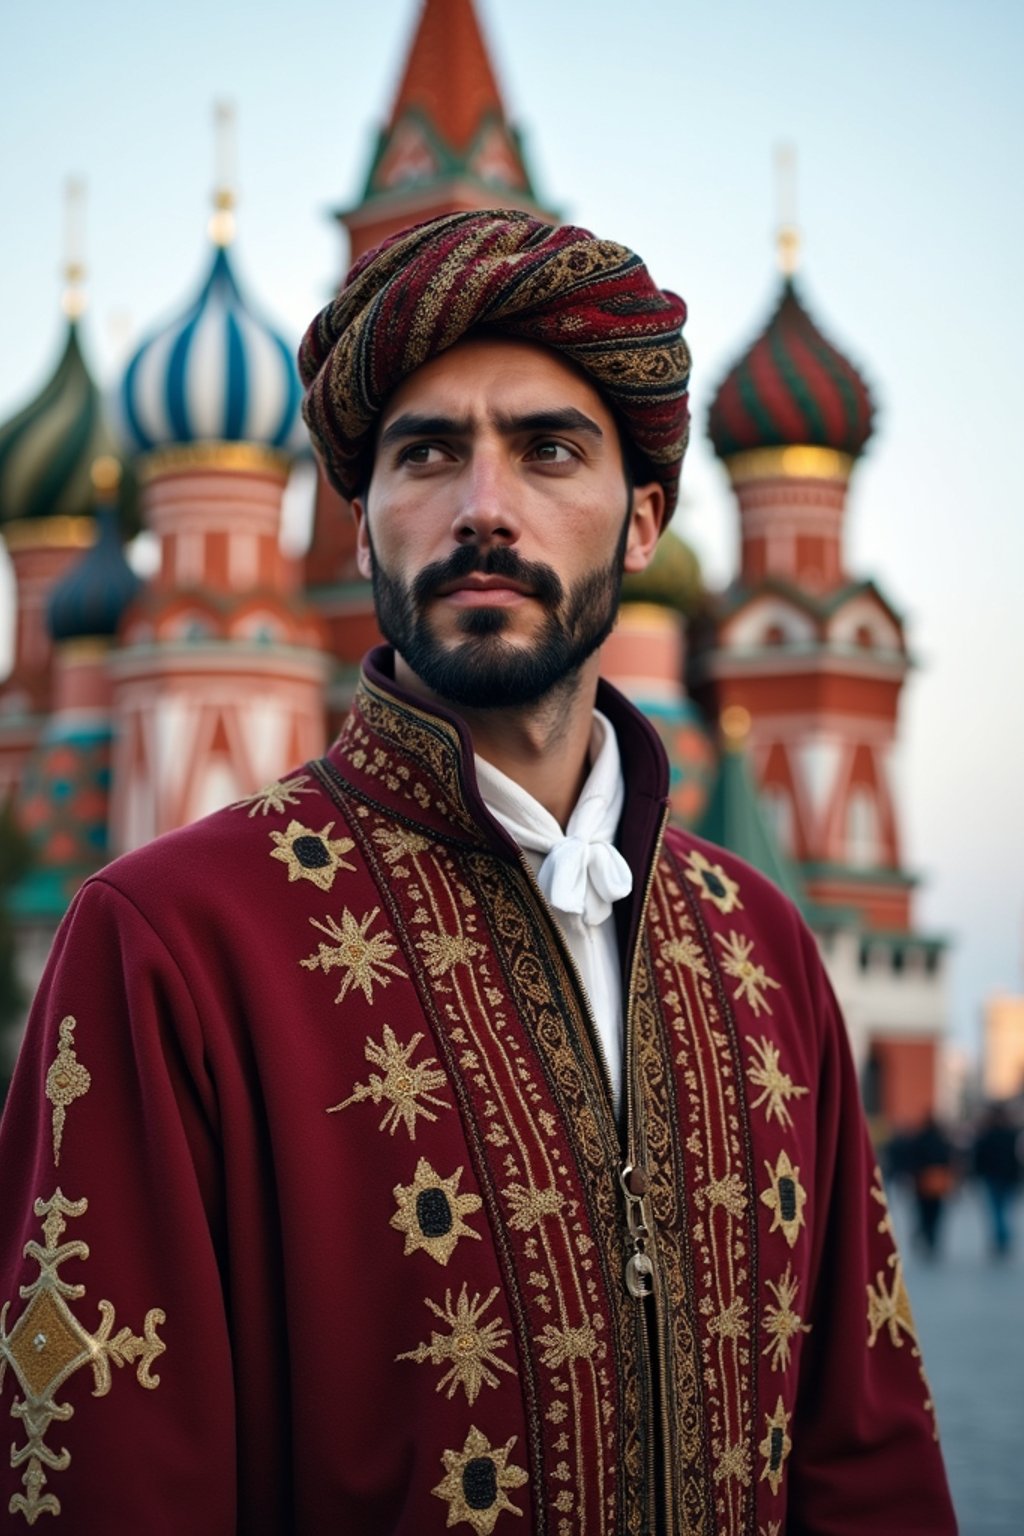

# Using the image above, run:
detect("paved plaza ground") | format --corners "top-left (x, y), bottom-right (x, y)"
top-left (890, 1182), bottom-right (1024, 1535)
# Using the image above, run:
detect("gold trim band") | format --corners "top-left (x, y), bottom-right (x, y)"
top-left (725, 446), bottom-right (854, 485)
top-left (2, 516), bottom-right (96, 553)
top-left (137, 441), bottom-right (294, 483)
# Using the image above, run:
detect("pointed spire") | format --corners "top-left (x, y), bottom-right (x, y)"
top-left (61, 178), bottom-right (87, 319)
top-left (775, 143), bottom-right (800, 278)
top-left (208, 100), bottom-right (238, 247)
top-left (389, 0), bottom-right (505, 152)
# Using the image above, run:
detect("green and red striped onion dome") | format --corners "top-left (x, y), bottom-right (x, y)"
top-left (707, 278), bottom-right (874, 461)
top-left (0, 320), bottom-right (114, 525)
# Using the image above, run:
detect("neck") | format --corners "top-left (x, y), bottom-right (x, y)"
top-left (393, 651), bottom-right (601, 829)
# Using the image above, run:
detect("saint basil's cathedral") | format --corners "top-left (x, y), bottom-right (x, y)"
top-left (0, 0), bottom-right (947, 1129)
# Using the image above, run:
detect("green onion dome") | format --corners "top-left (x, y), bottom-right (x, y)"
top-left (0, 320), bottom-right (114, 525)
top-left (708, 278), bottom-right (874, 462)
top-left (621, 529), bottom-right (703, 615)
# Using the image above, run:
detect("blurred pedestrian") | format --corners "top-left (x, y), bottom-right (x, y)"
top-left (906, 1113), bottom-right (957, 1257)
top-left (972, 1102), bottom-right (1022, 1258)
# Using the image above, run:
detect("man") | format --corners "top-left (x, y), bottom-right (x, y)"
top-left (0, 212), bottom-right (955, 1534)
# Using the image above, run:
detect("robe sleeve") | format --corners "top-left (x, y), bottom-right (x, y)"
top-left (0, 876), bottom-right (236, 1535)
top-left (786, 919), bottom-right (958, 1535)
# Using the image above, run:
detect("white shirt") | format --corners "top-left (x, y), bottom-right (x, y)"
top-left (475, 711), bottom-right (632, 1115)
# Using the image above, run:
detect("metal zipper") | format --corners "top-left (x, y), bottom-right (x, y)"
top-left (619, 806), bottom-right (674, 1535)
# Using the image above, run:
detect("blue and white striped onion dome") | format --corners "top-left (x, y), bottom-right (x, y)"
top-left (118, 243), bottom-right (303, 456)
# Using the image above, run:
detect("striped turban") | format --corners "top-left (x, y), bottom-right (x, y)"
top-left (299, 210), bottom-right (691, 517)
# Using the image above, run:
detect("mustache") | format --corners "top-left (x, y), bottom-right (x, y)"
top-left (411, 545), bottom-right (564, 608)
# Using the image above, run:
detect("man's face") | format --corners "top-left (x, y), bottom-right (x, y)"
top-left (353, 336), bottom-right (663, 710)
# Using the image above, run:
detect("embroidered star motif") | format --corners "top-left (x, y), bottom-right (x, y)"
top-left (760, 1150), bottom-right (808, 1249)
top-left (660, 934), bottom-right (710, 977)
top-left (416, 928), bottom-right (485, 978)
top-left (391, 1159), bottom-right (483, 1265)
top-left (269, 820), bottom-right (356, 891)
top-left (534, 1321), bottom-right (598, 1369)
top-left (716, 932), bottom-right (781, 1017)
top-left (397, 1285), bottom-right (514, 1403)
top-left (762, 1263), bottom-right (811, 1371)
top-left (714, 1440), bottom-right (752, 1485)
top-left (432, 1426), bottom-right (528, 1535)
top-left (683, 848), bottom-right (743, 914)
top-left (501, 1182), bottom-right (564, 1231)
top-left (232, 774), bottom-right (315, 817)
top-left (300, 907), bottom-right (406, 1004)
top-left (327, 1025), bottom-right (449, 1138)
top-left (758, 1396), bottom-right (792, 1495)
top-left (867, 1257), bottom-right (918, 1350)
top-left (745, 1035), bottom-right (809, 1129)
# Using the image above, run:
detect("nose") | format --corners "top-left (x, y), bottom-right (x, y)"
top-left (451, 448), bottom-right (521, 548)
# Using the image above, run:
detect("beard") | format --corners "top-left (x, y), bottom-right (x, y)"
top-left (369, 514), bottom-right (630, 710)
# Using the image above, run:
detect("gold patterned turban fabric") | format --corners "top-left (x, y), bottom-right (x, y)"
top-left (298, 209), bottom-right (691, 515)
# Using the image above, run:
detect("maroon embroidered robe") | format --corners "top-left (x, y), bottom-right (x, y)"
top-left (0, 648), bottom-right (955, 1534)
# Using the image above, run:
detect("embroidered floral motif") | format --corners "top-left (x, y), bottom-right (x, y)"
top-left (0, 1189), bottom-right (166, 1525)
top-left (703, 1172), bottom-right (747, 1219)
top-left (716, 932), bottom-right (781, 1017)
top-left (501, 1182), bottom-right (565, 1231)
top-left (683, 849), bottom-right (743, 914)
top-left (867, 1257), bottom-right (918, 1349)
top-left (713, 1440), bottom-right (752, 1485)
top-left (269, 819), bottom-right (356, 891)
top-left (660, 933), bottom-right (710, 977)
top-left (326, 1025), bottom-right (449, 1138)
top-left (758, 1396), bottom-right (792, 1496)
top-left (706, 1296), bottom-right (748, 1341)
top-left (432, 1425), bottom-right (528, 1534)
top-left (232, 773), bottom-right (315, 817)
top-left (416, 927), bottom-right (485, 978)
top-left (44, 1016), bottom-right (91, 1167)
top-left (760, 1150), bottom-right (808, 1249)
top-left (397, 1284), bottom-right (514, 1403)
top-left (371, 826), bottom-right (432, 864)
top-left (762, 1263), bottom-right (811, 1371)
top-left (870, 1167), bottom-right (896, 1243)
top-left (300, 906), bottom-right (406, 1004)
top-left (391, 1158), bottom-right (484, 1265)
top-left (745, 1035), bottom-right (809, 1129)
top-left (534, 1322), bottom-right (598, 1369)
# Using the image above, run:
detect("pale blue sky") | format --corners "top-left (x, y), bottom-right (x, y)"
top-left (1, 0), bottom-right (1022, 1059)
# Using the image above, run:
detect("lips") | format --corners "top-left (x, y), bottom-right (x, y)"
top-left (435, 575), bottom-right (534, 599)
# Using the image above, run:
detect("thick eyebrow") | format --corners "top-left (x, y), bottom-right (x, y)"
top-left (378, 406), bottom-right (605, 452)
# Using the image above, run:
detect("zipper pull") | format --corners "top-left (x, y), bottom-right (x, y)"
top-left (620, 1163), bottom-right (656, 1299)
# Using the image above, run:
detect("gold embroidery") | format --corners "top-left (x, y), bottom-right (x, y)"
top-left (534, 1322), bottom-right (597, 1369)
top-left (706, 1296), bottom-right (748, 1340)
top-left (870, 1167), bottom-right (896, 1244)
top-left (390, 1158), bottom-right (483, 1265)
top-left (716, 932), bottom-right (781, 1017)
top-left (704, 1172), bottom-right (747, 1219)
top-left (300, 906), bottom-right (406, 1004)
top-left (745, 1035), bottom-right (809, 1129)
top-left (397, 1284), bottom-right (514, 1403)
top-left (867, 1256), bottom-right (918, 1349)
top-left (762, 1263), bottom-right (810, 1370)
top-left (659, 934), bottom-right (710, 977)
top-left (269, 819), bottom-right (355, 891)
top-left (501, 1183), bottom-right (564, 1231)
top-left (760, 1522), bottom-right (782, 1536)
top-left (371, 826), bottom-right (431, 864)
top-left (0, 1190), bottom-right (166, 1525)
top-left (416, 928), bottom-right (485, 978)
top-left (432, 1425), bottom-right (528, 1534)
top-left (232, 773), bottom-right (314, 817)
top-left (758, 1396), bottom-right (792, 1496)
top-left (683, 848), bottom-right (743, 914)
top-left (44, 1017), bottom-right (90, 1167)
top-left (714, 1440), bottom-right (752, 1485)
top-left (760, 1150), bottom-right (808, 1249)
top-left (327, 1025), bottom-right (449, 1138)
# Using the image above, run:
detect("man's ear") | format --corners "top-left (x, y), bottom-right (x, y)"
top-left (353, 498), bottom-right (372, 580)
top-left (622, 481), bottom-right (664, 574)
